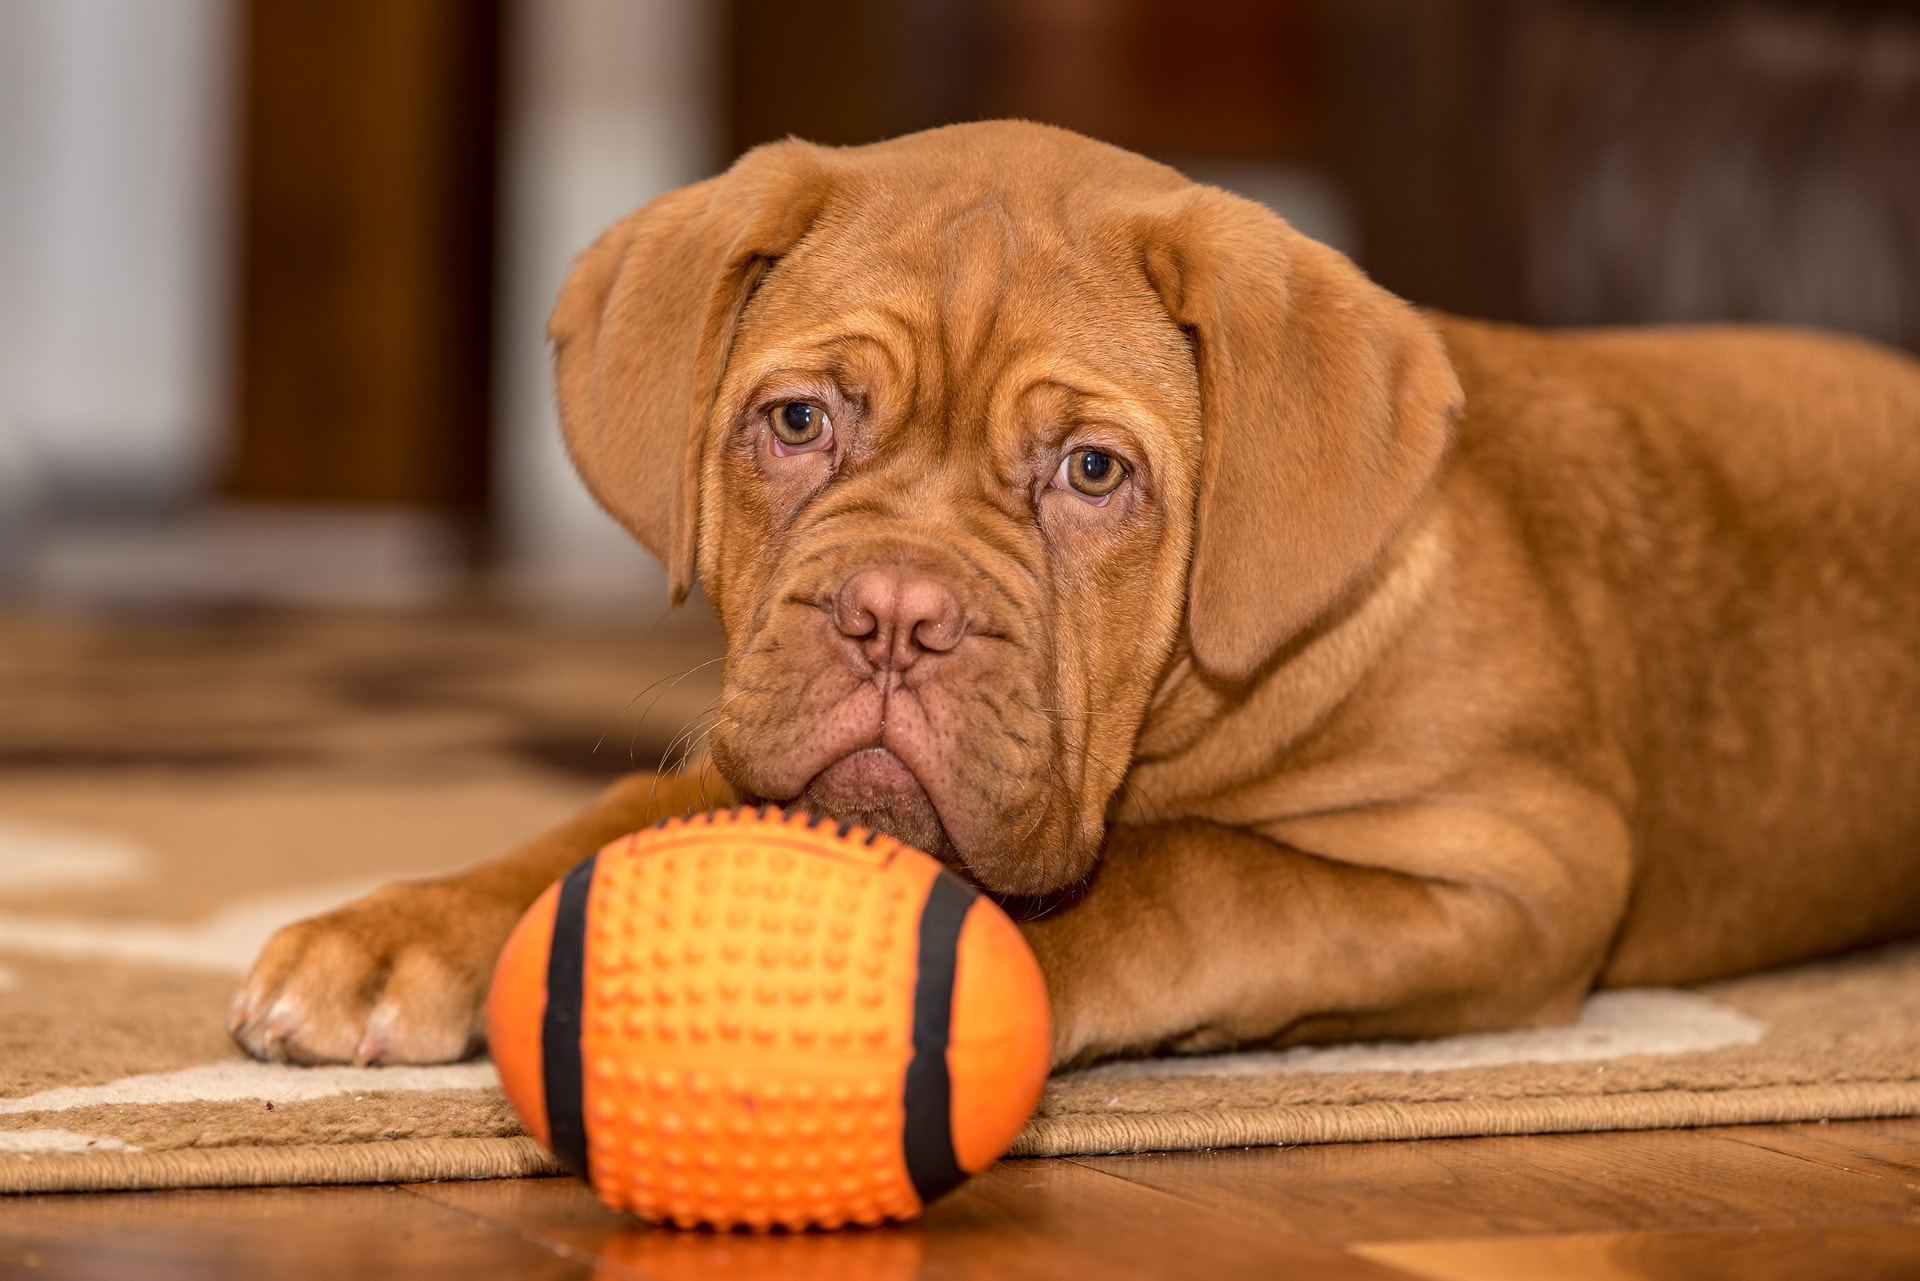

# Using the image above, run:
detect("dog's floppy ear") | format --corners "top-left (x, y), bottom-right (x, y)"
top-left (549, 142), bottom-right (833, 601)
top-left (1143, 187), bottom-right (1462, 681)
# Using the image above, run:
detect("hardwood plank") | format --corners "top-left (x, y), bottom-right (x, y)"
top-left (1356, 1221), bottom-right (1920, 1281)
top-left (402, 1177), bottom-right (630, 1266)
top-left (409, 1161), bottom-right (1416, 1281)
top-left (1074, 1127), bottom-right (1920, 1245)
top-left (17, 1125), bottom-right (1918, 1280)
top-left (0, 1184), bottom-right (587, 1280)
top-left (1711, 1117), bottom-right (1920, 1191)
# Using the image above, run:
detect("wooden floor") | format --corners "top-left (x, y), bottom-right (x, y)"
top-left (8, 1119), bottom-right (1920, 1279)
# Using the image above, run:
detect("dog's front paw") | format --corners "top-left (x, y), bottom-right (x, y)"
top-left (228, 881), bottom-right (520, 1066)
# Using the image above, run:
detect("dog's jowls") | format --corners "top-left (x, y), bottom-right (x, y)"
top-left (231, 121), bottom-right (1920, 1070)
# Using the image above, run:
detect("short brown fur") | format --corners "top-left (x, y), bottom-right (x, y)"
top-left (234, 122), bottom-right (1920, 1069)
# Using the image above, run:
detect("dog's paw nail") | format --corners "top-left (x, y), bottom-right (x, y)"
top-left (252, 1002), bottom-right (299, 1056)
top-left (355, 1008), bottom-right (396, 1067)
top-left (352, 1032), bottom-right (386, 1067)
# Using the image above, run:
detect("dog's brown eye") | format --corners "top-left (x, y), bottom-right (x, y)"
top-left (1059, 448), bottom-right (1126, 499)
top-left (770, 401), bottom-right (830, 448)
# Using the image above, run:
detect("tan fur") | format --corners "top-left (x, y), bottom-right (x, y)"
top-left (233, 122), bottom-right (1920, 1070)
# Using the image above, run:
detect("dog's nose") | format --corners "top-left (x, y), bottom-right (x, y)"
top-left (834, 569), bottom-right (966, 670)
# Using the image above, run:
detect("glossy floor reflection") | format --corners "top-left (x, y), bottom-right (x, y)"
top-left (11, 1120), bottom-right (1920, 1279)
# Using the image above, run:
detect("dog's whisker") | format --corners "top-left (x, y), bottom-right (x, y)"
top-left (628, 659), bottom-right (726, 747)
top-left (636, 698), bottom-right (718, 761)
top-left (593, 656), bottom-right (727, 757)
top-left (636, 702), bottom-right (723, 819)
top-left (652, 707), bottom-right (722, 779)
top-left (673, 720), bottom-right (720, 775)
top-left (648, 715), bottom-right (719, 782)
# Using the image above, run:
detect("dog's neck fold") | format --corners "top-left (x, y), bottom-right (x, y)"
top-left (1115, 502), bottom-right (1453, 820)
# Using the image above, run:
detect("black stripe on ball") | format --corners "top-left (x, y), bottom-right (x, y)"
top-left (902, 869), bottom-right (978, 1204)
top-left (542, 853), bottom-right (599, 1182)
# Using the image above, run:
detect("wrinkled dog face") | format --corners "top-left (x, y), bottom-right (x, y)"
top-left (699, 200), bottom-right (1202, 895)
top-left (552, 122), bottom-right (1461, 900)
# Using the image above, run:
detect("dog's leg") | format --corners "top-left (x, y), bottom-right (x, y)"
top-left (1021, 787), bottom-right (1631, 1067)
top-left (230, 766), bottom-right (733, 1065)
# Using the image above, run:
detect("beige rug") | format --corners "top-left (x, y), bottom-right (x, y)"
top-left (5, 606), bottom-right (1920, 1194)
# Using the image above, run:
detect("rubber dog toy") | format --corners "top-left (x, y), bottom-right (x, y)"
top-left (487, 806), bottom-right (1051, 1230)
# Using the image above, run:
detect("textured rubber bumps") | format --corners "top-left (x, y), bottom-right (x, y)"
top-left (487, 806), bottom-right (1052, 1231)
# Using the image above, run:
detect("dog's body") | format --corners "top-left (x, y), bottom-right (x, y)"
top-left (231, 122), bottom-right (1920, 1070)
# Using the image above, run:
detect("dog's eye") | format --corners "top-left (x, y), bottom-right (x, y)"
top-left (1056, 449), bottom-right (1127, 501)
top-left (769, 402), bottom-right (832, 452)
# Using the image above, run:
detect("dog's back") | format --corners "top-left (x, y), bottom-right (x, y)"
top-left (1440, 317), bottom-right (1920, 982)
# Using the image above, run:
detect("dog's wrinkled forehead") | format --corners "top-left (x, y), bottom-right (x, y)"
top-left (728, 181), bottom-right (1200, 443)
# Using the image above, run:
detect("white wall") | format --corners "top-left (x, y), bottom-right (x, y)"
top-left (493, 0), bottom-right (718, 607)
top-left (0, 0), bottom-right (236, 516)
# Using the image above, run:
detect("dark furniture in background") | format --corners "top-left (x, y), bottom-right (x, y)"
top-left (733, 0), bottom-right (1919, 353)
top-left (229, 0), bottom-right (499, 514)
top-left (1327, 0), bottom-right (1920, 351)
top-left (725, 0), bottom-right (1325, 166)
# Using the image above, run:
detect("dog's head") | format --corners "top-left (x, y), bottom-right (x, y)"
top-left (551, 121), bottom-right (1460, 896)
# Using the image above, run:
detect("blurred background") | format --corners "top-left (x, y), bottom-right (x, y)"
top-left (0, 0), bottom-right (1916, 615)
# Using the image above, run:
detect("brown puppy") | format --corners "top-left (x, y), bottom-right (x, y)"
top-left (231, 121), bottom-right (1920, 1069)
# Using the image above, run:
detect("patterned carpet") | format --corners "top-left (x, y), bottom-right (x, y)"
top-left (4, 604), bottom-right (1920, 1193)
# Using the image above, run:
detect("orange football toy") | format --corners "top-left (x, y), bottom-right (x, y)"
top-left (487, 806), bottom-right (1052, 1231)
